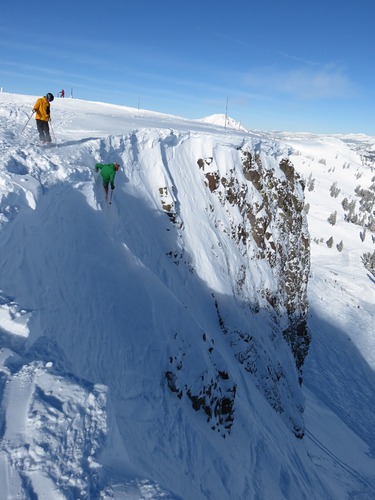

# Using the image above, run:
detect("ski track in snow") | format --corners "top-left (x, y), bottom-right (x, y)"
top-left (0, 92), bottom-right (374, 499)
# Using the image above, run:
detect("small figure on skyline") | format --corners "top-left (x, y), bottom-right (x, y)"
top-left (95, 162), bottom-right (119, 202)
top-left (32, 93), bottom-right (54, 143)
top-left (59, 89), bottom-right (65, 98)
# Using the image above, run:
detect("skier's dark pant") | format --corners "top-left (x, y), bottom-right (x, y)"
top-left (36, 119), bottom-right (51, 143)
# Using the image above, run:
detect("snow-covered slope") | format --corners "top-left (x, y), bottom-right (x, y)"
top-left (200, 113), bottom-right (247, 132)
top-left (0, 92), bottom-right (374, 499)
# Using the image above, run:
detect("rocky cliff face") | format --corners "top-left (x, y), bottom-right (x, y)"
top-left (161, 135), bottom-right (311, 438)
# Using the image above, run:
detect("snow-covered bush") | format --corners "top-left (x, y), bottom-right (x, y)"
top-left (342, 197), bottom-right (349, 210)
top-left (307, 173), bottom-right (315, 191)
top-left (329, 182), bottom-right (340, 198)
top-left (327, 211), bottom-right (337, 225)
top-left (362, 251), bottom-right (375, 277)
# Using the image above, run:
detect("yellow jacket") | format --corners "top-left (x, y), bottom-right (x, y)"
top-left (33, 96), bottom-right (50, 121)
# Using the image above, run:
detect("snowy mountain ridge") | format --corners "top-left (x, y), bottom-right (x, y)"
top-left (0, 92), bottom-right (374, 499)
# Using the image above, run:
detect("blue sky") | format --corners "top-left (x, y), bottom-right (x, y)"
top-left (1, 0), bottom-right (374, 134)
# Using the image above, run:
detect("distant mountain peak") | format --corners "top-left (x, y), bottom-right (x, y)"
top-left (200, 113), bottom-right (247, 131)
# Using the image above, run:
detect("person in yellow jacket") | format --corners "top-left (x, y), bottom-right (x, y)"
top-left (33, 93), bottom-right (54, 143)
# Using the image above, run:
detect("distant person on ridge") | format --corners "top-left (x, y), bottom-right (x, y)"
top-left (95, 162), bottom-right (119, 201)
top-left (32, 93), bottom-right (54, 143)
top-left (59, 89), bottom-right (65, 98)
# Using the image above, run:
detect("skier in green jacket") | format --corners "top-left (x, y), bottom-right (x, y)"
top-left (95, 162), bottom-right (119, 201)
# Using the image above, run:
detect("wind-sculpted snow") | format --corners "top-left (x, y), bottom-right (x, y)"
top-left (0, 350), bottom-right (107, 498)
top-left (0, 92), bottom-right (374, 498)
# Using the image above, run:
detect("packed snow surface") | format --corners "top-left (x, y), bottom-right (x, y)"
top-left (0, 92), bottom-right (374, 499)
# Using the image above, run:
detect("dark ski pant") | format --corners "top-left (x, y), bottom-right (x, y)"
top-left (36, 119), bottom-right (51, 143)
top-left (102, 181), bottom-right (115, 200)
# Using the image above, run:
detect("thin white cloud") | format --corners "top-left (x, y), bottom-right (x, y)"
top-left (243, 65), bottom-right (356, 99)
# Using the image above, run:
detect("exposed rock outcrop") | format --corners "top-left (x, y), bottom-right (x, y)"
top-left (164, 137), bottom-right (310, 438)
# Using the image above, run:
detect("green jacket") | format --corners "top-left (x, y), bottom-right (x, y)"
top-left (95, 163), bottom-right (117, 187)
